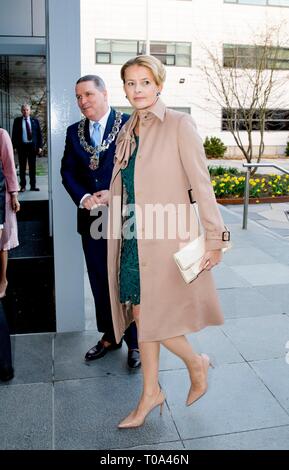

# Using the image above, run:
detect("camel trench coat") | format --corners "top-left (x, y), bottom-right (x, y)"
top-left (107, 99), bottom-right (230, 343)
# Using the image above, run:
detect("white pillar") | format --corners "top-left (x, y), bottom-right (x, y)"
top-left (46, 0), bottom-right (85, 331)
top-left (146, 0), bottom-right (150, 55)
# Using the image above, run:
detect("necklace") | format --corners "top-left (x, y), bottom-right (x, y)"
top-left (78, 111), bottom-right (123, 170)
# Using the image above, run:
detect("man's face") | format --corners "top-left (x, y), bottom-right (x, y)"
top-left (21, 106), bottom-right (31, 118)
top-left (75, 81), bottom-right (108, 121)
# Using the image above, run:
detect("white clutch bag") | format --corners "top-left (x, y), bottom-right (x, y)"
top-left (173, 233), bottom-right (206, 284)
top-left (173, 200), bottom-right (231, 284)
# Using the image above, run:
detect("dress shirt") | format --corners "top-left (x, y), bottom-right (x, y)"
top-left (22, 117), bottom-right (32, 143)
top-left (88, 106), bottom-right (111, 143)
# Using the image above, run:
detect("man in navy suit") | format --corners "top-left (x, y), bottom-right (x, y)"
top-left (12, 104), bottom-right (43, 192)
top-left (61, 75), bottom-right (140, 368)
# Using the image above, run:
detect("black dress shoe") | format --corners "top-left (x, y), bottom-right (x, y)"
top-left (0, 366), bottom-right (14, 382)
top-left (127, 349), bottom-right (141, 369)
top-left (30, 187), bottom-right (40, 191)
top-left (19, 187), bottom-right (26, 192)
top-left (85, 340), bottom-right (122, 361)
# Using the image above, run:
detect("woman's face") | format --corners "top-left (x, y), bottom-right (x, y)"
top-left (123, 65), bottom-right (162, 110)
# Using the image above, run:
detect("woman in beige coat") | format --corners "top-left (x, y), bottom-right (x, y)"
top-left (107, 55), bottom-right (230, 429)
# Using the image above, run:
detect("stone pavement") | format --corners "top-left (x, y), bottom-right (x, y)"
top-left (0, 204), bottom-right (289, 450)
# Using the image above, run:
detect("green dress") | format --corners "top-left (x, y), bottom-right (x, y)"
top-left (119, 136), bottom-right (141, 305)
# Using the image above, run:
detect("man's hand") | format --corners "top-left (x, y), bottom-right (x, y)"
top-left (93, 190), bottom-right (109, 205)
top-left (82, 194), bottom-right (101, 210)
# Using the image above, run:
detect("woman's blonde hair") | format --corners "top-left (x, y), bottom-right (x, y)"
top-left (120, 55), bottom-right (166, 86)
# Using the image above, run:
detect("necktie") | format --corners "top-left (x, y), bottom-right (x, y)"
top-left (91, 122), bottom-right (101, 148)
top-left (25, 118), bottom-right (32, 141)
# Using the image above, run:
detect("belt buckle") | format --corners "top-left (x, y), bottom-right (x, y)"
top-left (222, 231), bottom-right (230, 242)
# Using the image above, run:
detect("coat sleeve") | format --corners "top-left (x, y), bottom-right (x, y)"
top-left (177, 114), bottom-right (230, 251)
top-left (60, 127), bottom-right (89, 206)
top-left (0, 129), bottom-right (19, 192)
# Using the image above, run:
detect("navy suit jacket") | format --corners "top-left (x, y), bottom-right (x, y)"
top-left (61, 108), bottom-right (129, 235)
top-left (12, 116), bottom-right (43, 151)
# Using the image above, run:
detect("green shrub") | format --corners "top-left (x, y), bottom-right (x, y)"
top-left (204, 136), bottom-right (227, 158)
top-left (285, 141), bottom-right (289, 157)
top-left (208, 165), bottom-right (242, 177)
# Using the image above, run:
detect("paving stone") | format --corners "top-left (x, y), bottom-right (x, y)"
top-left (54, 375), bottom-right (178, 450)
top-left (0, 383), bottom-right (52, 449)
top-left (0, 334), bottom-right (53, 386)
top-left (184, 426), bottom-right (289, 449)
top-left (231, 263), bottom-right (289, 286)
top-left (219, 287), bottom-right (281, 319)
top-left (159, 365), bottom-right (289, 440)
top-left (221, 315), bottom-right (289, 360)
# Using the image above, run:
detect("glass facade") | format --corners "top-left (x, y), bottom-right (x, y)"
top-left (223, 44), bottom-right (289, 69)
top-left (222, 108), bottom-right (289, 131)
top-left (0, 56), bottom-right (10, 132)
top-left (224, 0), bottom-right (289, 6)
top-left (95, 40), bottom-right (191, 66)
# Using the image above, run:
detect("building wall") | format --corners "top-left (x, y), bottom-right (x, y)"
top-left (0, 0), bottom-right (45, 37)
top-left (80, 0), bottom-right (289, 156)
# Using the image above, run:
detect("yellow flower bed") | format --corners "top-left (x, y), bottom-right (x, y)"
top-left (212, 174), bottom-right (289, 198)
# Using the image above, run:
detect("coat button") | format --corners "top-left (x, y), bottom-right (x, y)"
top-left (141, 261), bottom-right (146, 267)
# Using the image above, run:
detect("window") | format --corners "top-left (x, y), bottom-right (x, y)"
top-left (0, 56), bottom-right (10, 132)
top-left (222, 108), bottom-right (289, 131)
top-left (223, 44), bottom-right (289, 69)
top-left (95, 40), bottom-right (191, 66)
top-left (224, 0), bottom-right (289, 6)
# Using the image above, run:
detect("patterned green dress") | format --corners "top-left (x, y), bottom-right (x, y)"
top-left (119, 136), bottom-right (141, 305)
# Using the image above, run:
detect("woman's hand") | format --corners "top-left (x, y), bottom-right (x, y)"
top-left (199, 249), bottom-right (222, 271)
top-left (93, 190), bottom-right (110, 205)
top-left (82, 194), bottom-right (100, 210)
top-left (11, 194), bottom-right (20, 213)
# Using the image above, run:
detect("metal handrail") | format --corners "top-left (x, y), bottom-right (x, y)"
top-left (242, 163), bottom-right (289, 229)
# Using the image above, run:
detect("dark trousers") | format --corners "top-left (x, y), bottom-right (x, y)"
top-left (81, 234), bottom-right (138, 349)
top-left (18, 143), bottom-right (37, 189)
top-left (0, 302), bottom-right (12, 371)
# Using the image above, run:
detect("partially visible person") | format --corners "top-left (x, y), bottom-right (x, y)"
top-left (61, 75), bottom-right (140, 368)
top-left (0, 302), bottom-right (14, 382)
top-left (0, 128), bottom-right (20, 298)
top-left (0, 143), bottom-right (14, 382)
top-left (12, 103), bottom-right (43, 192)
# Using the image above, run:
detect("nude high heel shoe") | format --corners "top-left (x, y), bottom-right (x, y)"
top-left (118, 389), bottom-right (166, 429)
top-left (186, 353), bottom-right (213, 406)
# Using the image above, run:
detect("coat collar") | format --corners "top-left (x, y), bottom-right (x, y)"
top-left (136, 97), bottom-right (166, 122)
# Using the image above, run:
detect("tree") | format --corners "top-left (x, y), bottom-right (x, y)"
top-left (201, 25), bottom-right (289, 174)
